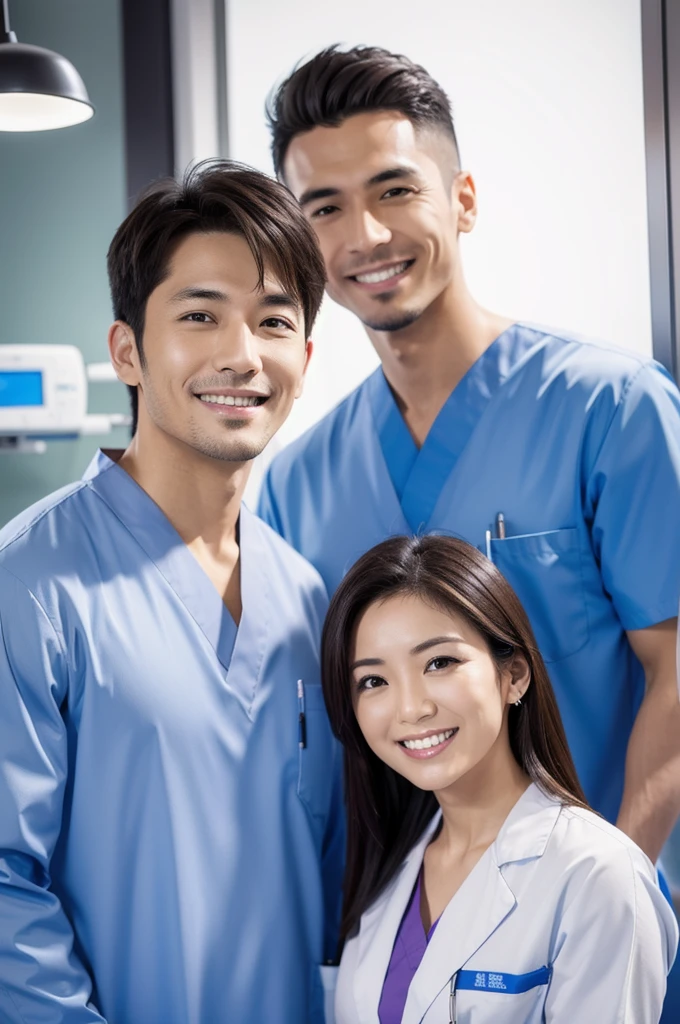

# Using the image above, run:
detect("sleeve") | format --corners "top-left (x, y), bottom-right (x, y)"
top-left (0, 565), bottom-right (106, 1023)
top-left (544, 842), bottom-right (678, 1022)
top-left (586, 362), bottom-right (680, 630)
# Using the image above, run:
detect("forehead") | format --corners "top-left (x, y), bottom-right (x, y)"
top-left (354, 594), bottom-right (472, 651)
top-left (284, 111), bottom-right (437, 197)
top-left (160, 231), bottom-right (286, 297)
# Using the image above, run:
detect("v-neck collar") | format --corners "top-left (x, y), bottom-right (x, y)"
top-left (355, 785), bottom-right (561, 1023)
top-left (368, 323), bottom-right (543, 532)
top-left (83, 450), bottom-right (257, 686)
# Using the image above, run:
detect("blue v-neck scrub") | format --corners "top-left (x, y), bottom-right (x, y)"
top-left (259, 323), bottom-right (680, 824)
top-left (0, 451), bottom-right (343, 1024)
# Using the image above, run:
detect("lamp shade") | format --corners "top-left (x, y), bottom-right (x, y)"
top-left (0, 41), bottom-right (94, 131)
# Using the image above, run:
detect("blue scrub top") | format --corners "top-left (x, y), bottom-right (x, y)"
top-left (0, 451), bottom-right (343, 1024)
top-left (259, 323), bottom-right (680, 823)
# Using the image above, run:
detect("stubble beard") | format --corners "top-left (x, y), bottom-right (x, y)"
top-left (361, 306), bottom-right (423, 333)
top-left (187, 417), bottom-right (272, 463)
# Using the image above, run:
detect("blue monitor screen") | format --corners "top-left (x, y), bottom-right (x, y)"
top-left (0, 370), bottom-right (44, 407)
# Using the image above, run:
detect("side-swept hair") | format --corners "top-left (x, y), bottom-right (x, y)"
top-left (268, 45), bottom-right (460, 179)
top-left (321, 534), bottom-right (589, 944)
top-left (107, 159), bottom-right (326, 432)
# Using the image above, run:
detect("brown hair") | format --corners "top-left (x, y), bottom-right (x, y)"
top-left (321, 534), bottom-right (588, 944)
top-left (107, 159), bottom-right (326, 432)
top-left (267, 45), bottom-right (460, 179)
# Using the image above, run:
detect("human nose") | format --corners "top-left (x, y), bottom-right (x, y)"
top-left (396, 677), bottom-right (436, 725)
top-left (212, 322), bottom-right (263, 376)
top-left (346, 207), bottom-right (392, 254)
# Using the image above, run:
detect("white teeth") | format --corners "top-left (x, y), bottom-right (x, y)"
top-left (199, 394), bottom-right (262, 407)
top-left (354, 261), bottom-right (409, 284)
top-left (402, 729), bottom-right (455, 751)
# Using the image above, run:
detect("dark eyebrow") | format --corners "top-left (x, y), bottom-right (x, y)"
top-left (299, 166), bottom-right (419, 208)
top-left (259, 292), bottom-right (301, 314)
top-left (169, 287), bottom-right (228, 304)
top-left (350, 635), bottom-right (463, 672)
top-left (349, 657), bottom-right (384, 672)
top-left (299, 186), bottom-right (341, 207)
top-left (365, 166), bottom-right (418, 187)
top-left (410, 635), bottom-right (464, 655)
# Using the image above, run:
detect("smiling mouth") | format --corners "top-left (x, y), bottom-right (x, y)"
top-left (349, 259), bottom-right (415, 285)
top-left (399, 728), bottom-right (458, 752)
top-left (198, 394), bottom-right (268, 407)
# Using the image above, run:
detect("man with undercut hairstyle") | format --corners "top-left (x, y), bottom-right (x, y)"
top-left (259, 43), bottom-right (680, 942)
top-left (0, 160), bottom-right (342, 1024)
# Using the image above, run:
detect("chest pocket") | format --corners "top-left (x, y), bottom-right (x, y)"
top-left (490, 528), bottom-right (589, 662)
top-left (297, 683), bottom-right (336, 826)
top-left (450, 966), bottom-right (552, 1024)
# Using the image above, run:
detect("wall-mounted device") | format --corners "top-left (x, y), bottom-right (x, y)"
top-left (0, 344), bottom-right (129, 453)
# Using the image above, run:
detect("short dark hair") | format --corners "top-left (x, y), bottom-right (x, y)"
top-left (107, 159), bottom-right (326, 432)
top-left (321, 534), bottom-right (588, 945)
top-left (268, 45), bottom-right (460, 179)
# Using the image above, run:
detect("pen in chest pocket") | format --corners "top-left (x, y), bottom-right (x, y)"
top-left (486, 511), bottom-right (507, 561)
top-left (297, 679), bottom-right (307, 749)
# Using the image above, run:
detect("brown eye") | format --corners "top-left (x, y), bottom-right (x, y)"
top-left (261, 317), bottom-right (294, 330)
top-left (357, 674), bottom-right (387, 692)
top-left (181, 312), bottom-right (213, 323)
top-left (426, 656), bottom-right (458, 673)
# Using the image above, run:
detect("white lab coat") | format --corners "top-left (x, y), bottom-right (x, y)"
top-left (335, 784), bottom-right (678, 1023)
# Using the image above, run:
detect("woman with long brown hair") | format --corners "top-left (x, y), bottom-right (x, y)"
top-left (321, 535), bottom-right (676, 1023)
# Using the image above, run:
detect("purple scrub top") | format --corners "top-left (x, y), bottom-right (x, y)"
top-left (378, 868), bottom-right (439, 1024)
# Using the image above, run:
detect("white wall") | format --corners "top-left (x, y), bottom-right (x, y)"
top-left (226, 0), bottom-right (652, 495)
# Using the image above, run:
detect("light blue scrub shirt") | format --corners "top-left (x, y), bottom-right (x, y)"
top-left (259, 323), bottom-right (680, 824)
top-left (0, 450), bottom-right (343, 1024)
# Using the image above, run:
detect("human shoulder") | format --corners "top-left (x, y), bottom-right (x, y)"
top-left (265, 375), bottom-right (374, 486)
top-left (550, 802), bottom-right (655, 886)
top-left (0, 478), bottom-right (93, 589)
top-left (516, 322), bottom-right (663, 393)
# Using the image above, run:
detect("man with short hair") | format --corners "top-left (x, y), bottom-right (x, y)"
top-left (0, 161), bottom-right (342, 1023)
top-left (259, 46), bottom-right (680, 863)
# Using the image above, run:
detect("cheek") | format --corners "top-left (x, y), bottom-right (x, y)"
top-left (355, 695), bottom-right (392, 745)
top-left (266, 349), bottom-right (307, 395)
top-left (143, 330), bottom-right (196, 379)
top-left (462, 683), bottom-right (505, 743)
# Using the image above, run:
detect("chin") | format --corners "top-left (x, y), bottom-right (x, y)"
top-left (188, 432), bottom-right (268, 464)
top-left (360, 307), bottom-right (424, 333)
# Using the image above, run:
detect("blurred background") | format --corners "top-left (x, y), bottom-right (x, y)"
top-left (1, 0), bottom-right (679, 1001)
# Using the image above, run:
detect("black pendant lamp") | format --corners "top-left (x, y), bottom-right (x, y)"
top-left (0, 0), bottom-right (94, 132)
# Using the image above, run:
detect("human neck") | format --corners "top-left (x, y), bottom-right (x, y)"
top-left (117, 421), bottom-right (248, 554)
top-left (433, 737), bottom-right (530, 858)
top-left (366, 276), bottom-right (512, 447)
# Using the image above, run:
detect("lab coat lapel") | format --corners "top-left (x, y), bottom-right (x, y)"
top-left (401, 850), bottom-right (516, 1024)
top-left (403, 784), bottom-right (562, 1024)
top-left (353, 816), bottom-right (441, 1023)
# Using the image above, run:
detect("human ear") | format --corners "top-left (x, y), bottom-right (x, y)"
top-left (505, 652), bottom-right (531, 706)
top-left (294, 339), bottom-right (314, 399)
top-left (453, 171), bottom-right (477, 234)
top-left (108, 321), bottom-right (142, 386)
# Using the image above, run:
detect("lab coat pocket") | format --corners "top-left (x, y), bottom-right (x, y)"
top-left (490, 527), bottom-right (589, 662)
top-left (453, 987), bottom-right (547, 1023)
top-left (297, 683), bottom-right (335, 824)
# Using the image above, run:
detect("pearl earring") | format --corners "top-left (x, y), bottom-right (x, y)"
top-left (514, 696), bottom-right (522, 707)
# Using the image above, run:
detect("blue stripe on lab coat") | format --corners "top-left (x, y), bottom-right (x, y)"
top-left (457, 965), bottom-right (552, 993)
